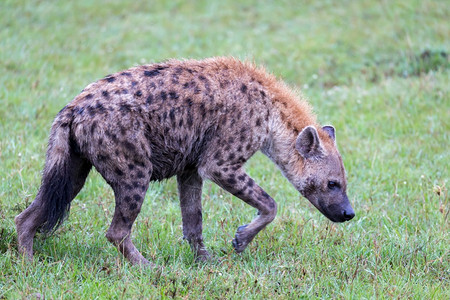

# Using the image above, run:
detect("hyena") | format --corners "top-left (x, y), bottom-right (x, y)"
top-left (15, 57), bottom-right (355, 266)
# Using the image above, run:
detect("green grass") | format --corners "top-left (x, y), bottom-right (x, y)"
top-left (0, 0), bottom-right (448, 298)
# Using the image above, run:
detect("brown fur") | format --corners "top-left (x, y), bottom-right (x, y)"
top-left (15, 57), bottom-right (354, 266)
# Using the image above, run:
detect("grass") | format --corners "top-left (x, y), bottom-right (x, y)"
top-left (0, 0), bottom-right (448, 298)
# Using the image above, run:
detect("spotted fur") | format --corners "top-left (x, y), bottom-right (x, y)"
top-left (15, 57), bottom-right (354, 266)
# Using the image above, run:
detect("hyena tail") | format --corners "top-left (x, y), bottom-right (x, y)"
top-left (38, 119), bottom-right (76, 235)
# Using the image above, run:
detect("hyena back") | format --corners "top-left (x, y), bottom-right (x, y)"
top-left (15, 57), bottom-right (355, 266)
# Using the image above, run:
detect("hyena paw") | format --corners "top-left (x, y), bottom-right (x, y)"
top-left (232, 224), bottom-right (249, 253)
top-left (195, 248), bottom-right (212, 262)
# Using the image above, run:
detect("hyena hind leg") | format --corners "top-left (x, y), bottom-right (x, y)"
top-left (177, 168), bottom-right (211, 262)
top-left (15, 156), bottom-right (91, 261)
top-left (106, 179), bottom-right (151, 266)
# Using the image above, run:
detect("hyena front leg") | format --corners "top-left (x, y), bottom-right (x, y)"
top-left (177, 168), bottom-right (210, 261)
top-left (106, 179), bottom-right (151, 266)
top-left (204, 166), bottom-right (277, 253)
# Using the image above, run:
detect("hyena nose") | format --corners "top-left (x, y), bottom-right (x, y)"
top-left (342, 209), bottom-right (355, 221)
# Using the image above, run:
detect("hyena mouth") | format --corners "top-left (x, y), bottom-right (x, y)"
top-left (318, 200), bottom-right (354, 223)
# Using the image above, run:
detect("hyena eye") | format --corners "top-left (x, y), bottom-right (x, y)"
top-left (327, 181), bottom-right (340, 190)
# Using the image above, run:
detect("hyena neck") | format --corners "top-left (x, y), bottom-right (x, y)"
top-left (261, 84), bottom-right (319, 185)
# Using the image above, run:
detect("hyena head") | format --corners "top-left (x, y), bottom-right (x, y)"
top-left (295, 125), bottom-right (355, 222)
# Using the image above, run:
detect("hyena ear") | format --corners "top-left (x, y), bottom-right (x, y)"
top-left (322, 125), bottom-right (336, 142)
top-left (296, 126), bottom-right (325, 159)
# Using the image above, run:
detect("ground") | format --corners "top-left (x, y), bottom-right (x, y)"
top-left (0, 0), bottom-right (448, 298)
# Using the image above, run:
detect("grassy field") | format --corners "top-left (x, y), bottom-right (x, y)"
top-left (0, 0), bottom-right (448, 298)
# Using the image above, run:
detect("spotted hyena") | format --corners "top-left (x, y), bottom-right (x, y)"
top-left (15, 57), bottom-right (355, 265)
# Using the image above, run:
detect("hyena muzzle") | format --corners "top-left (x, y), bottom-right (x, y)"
top-left (15, 57), bottom-right (355, 266)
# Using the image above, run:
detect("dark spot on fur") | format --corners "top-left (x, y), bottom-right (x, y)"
top-left (85, 94), bottom-right (93, 100)
top-left (160, 91), bottom-right (167, 101)
top-left (97, 154), bottom-right (109, 161)
top-left (238, 174), bottom-right (246, 181)
top-left (223, 167), bottom-right (229, 172)
top-left (124, 196), bottom-right (132, 203)
top-left (227, 176), bottom-right (237, 185)
top-left (122, 89), bottom-right (129, 94)
top-left (169, 109), bottom-right (176, 122)
top-left (237, 146), bottom-right (242, 152)
top-left (146, 94), bottom-right (153, 104)
top-left (115, 168), bottom-right (124, 176)
top-left (217, 159), bottom-right (225, 166)
top-left (199, 103), bottom-right (206, 116)
top-left (131, 81), bottom-right (138, 87)
top-left (105, 76), bottom-right (115, 83)
top-left (121, 214), bottom-right (130, 225)
top-left (247, 178), bottom-right (254, 187)
top-left (144, 70), bottom-right (160, 77)
top-left (193, 84), bottom-right (201, 94)
top-left (123, 141), bottom-right (135, 151)
top-left (102, 90), bottom-right (109, 98)
top-left (262, 191), bottom-right (271, 199)
top-left (135, 90), bottom-right (142, 97)
top-left (213, 171), bottom-right (221, 178)
top-left (129, 203), bottom-right (137, 210)
top-left (137, 171), bottom-right (145, 179)
top-left (187, 114), bottom-right (193, 128)
top-left (246, 144), bottom-right (252, 151)
top-left (87, 106), bottom-right (96, 116)
top-left (96, 102), bottom-right (106, 113)
top-left (178, 119), bottom-right (183, 127)
top-left (91, 121), bottom-right (97, 134)
top-left (121, 72), bottom-right (132, 76)
top-left (128, 163), bottom-right (135, 170)
top-left (133, 194), bottom-right (141, 202)
top-left (169, 91), bottom-right (178, 100)
top-left (228, 153), bottom-right (235, 160)
top-left (214, 152), bottom-right (221, 160)
top-left (120, 103), bottom-right (132, 113)
top-left (228, 137), bottom-right (234, 144)
top-left (260, 90), bottom-right (266, 97)
top-left (256, 118), bottom-right (261, 127)
top-left (241, 84), bottom-right (247, 93)
top-left (134, 160), bottom-right (145, 168)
